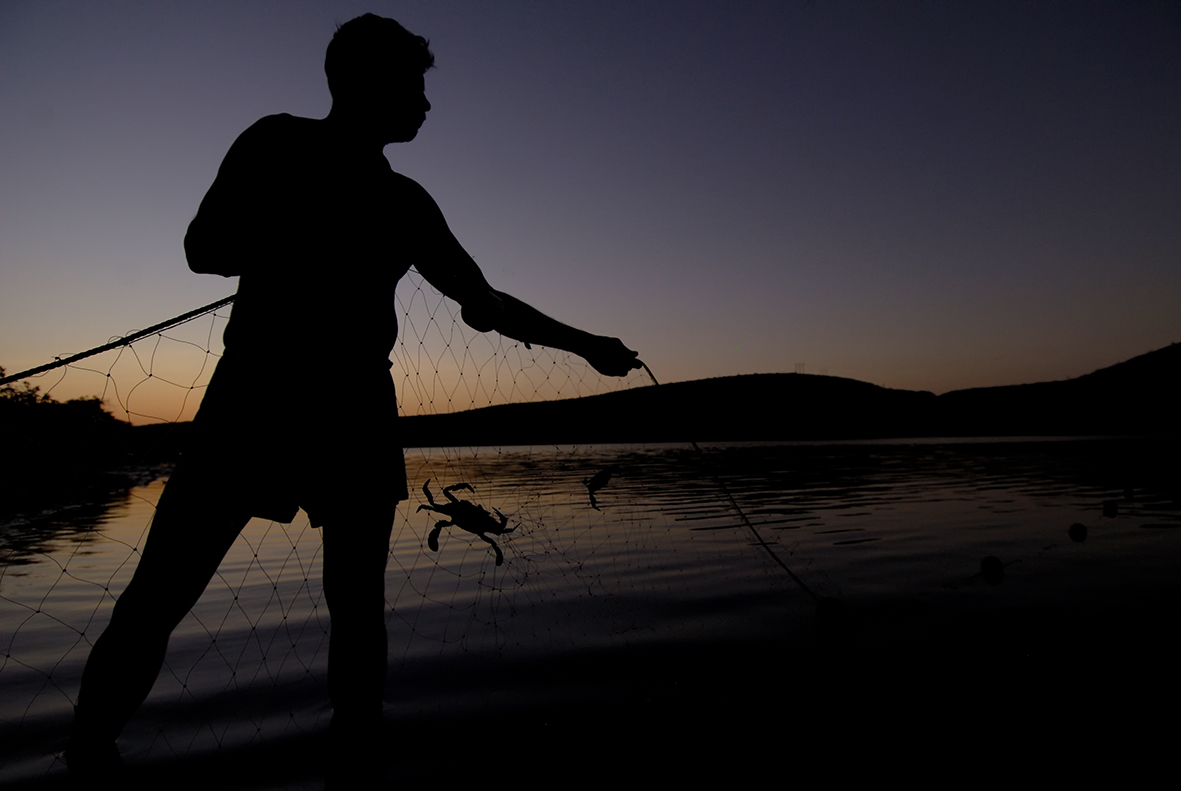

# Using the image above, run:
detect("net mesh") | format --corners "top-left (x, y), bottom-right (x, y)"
top-left (0, 271), bottom-right (802, 784)
top-left (15, 278), bottom-right (1166, 783)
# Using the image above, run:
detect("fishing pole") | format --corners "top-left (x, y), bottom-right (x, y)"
top-left (0, 295), bottom-right (236, 386)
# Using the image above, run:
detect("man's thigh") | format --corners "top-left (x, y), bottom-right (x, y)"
top-left (118, 468), bottom-right (253, 621)
top-left (320, 515), bottom-right (394, 609)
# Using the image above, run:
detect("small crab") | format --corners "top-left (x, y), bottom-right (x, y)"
top-left (418, 479), bottom-right (515, 566)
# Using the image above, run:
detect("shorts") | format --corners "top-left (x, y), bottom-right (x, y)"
top-left (160, 354), bottom-right (409, 527)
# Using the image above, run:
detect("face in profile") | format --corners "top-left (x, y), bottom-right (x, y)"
top-left (368, 70), bottom-right (431, 144)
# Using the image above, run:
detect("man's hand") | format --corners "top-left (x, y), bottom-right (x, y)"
top-left (582, 335), bottom-right (642, 377)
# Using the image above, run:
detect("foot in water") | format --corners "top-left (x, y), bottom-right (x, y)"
top-left (64, 736), bottom-right (126, 781)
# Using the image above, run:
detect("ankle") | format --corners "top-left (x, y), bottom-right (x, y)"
top-left (64, 735), bottom-right (125, 779)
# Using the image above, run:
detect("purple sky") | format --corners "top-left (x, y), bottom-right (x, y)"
top-left (2, 1), bottom-right (1179, 401)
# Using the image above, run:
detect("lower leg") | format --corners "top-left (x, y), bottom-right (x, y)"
top-left (322, 518), bottom-right (393, 724)
top-left (69, 502), bottom-right (248, 758)
top-left (321, 516), bottom-right (394, 786)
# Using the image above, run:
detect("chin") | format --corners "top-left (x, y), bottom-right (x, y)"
top-left (387, 127), bottom-right (422, 145)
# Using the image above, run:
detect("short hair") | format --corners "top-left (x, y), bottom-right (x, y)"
top-left (325, 14), bottom-right (434, 100)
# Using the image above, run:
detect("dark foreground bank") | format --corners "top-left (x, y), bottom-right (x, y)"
top-left (6, 590), bottom-right (1179, 789)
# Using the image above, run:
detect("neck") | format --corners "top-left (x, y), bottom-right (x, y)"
top-left (323, 107), bottom-right (388, 153)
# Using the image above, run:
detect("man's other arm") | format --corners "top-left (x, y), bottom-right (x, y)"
top-left (185, 117), bottom-right (282, 277)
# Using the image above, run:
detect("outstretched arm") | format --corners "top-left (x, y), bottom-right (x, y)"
top-left (467, 290), bottom-right (641, 377)
top-left (409, 185), bottom-right (641, 377)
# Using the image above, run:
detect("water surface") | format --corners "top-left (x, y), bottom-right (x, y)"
top-left (2, 436), bottom-right (1178, 784)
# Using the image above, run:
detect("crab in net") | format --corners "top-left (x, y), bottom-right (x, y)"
top-left (418, 479), bottom-right (516, 566)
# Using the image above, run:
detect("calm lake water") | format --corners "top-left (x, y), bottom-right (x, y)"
top-left (2, 436), bottom-right (1179, 785)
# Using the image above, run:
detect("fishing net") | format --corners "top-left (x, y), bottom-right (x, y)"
top-left (0, 271), bottom-right (807, 784)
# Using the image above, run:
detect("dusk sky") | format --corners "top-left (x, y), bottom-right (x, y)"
top-left (2, 1), bottom-right (1179, 402)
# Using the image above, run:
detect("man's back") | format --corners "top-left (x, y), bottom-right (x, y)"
top-left (186, 113), bottom-right (453, 370)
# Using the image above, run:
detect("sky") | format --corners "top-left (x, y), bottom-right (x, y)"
top-left (2, 0), bottom-right (1179, 403)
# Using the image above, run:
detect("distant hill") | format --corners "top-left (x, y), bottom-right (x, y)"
top-left (399, 373), bottom-right (936, 446)
top-left (399, 342), bottom-right (1180, 445)
top-left (9, 344), bottom-right (1172, 517)
top-left (112, 342), bottom-right (1178, 456)
top-left (933, 342), bottom-right (1180, 437)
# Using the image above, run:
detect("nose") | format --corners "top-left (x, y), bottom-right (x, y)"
top-left (423, 95), bottom-right (431, 113)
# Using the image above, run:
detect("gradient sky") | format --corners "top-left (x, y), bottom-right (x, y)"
top-left (2, 0), bottom-right (1179, 401)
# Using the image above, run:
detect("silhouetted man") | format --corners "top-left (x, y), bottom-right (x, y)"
top-left (67, 14), bottom-right (640, 787)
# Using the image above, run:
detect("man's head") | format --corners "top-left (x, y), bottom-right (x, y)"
top-left (326, 14), bottom-right (434, 99)
top-left (325, 14), bottom-right (434, 142)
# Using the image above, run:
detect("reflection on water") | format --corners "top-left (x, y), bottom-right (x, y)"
top-left (0, 472), bottom-right (158, 568)
top-left (1, 437), bottom-right (1178, 781)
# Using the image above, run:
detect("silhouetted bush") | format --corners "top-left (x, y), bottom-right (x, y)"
top-left (0, 366), bottom-right (132, 516)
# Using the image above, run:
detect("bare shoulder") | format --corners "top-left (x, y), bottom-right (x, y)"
top-left (387, 171), bottom-right (436, 203)
top-left (235, 113), bottom-right (304, 144)
top-left (386, 171), bottom-right (448, 226)
top-left (218, 114), bottom-right (310, 169)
